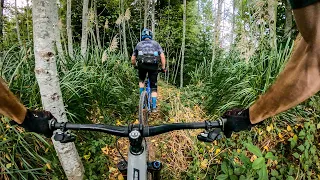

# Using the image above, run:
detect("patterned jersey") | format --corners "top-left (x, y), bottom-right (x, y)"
top-left (132, 40), bottom-right (164, 64)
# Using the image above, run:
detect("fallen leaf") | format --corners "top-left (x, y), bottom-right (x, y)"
top-left (116, 120), bottom-right (122, 126)
top-left (278, 133), bottom-right (283, 139)
top-left (83, 154), bottom-right (91, 160)
top-left (118, 174), bottom-right (124, 180)
top-left (215, 149), bottom-right (221, 155)
top-left (133, 119), bottom-right (139, 124)
top-left (109, 167), bottom-right (117, 173)
top-left (264, 146), bottom-right (269, 151)
top-left (266, 124), bottom-right (273, 132)
top-left (46, 163), bottom-right (51, 170)
top-left (6, 163), bottom-right (12, 169)
top-left (200, 159), bottom-right (208, 169)
top-left (250, 155), bottom-right (257, 162)
top-left (101, 145), bottom-right (109, 155)
top-left (287, 125), bottom-right (292, 131)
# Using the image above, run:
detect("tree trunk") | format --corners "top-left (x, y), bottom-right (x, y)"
top-left (231, 0), bottom-right (235, 45)
top-left (121, 0), bottom-right (128, 57)
top-left (14, 0), bottom-right (22, 46)
top-left (67, 0), bottom-right (74, 58)
top-left (0, 0), bottom-right (4, 50)
top-left (210, 0), bottom-right (223, 75)
top-left (180, 0), bottom-right (186, 88)
top-left (284, 0), bottom-right (292, 37)
top-left (144, 0), bottom-right (149, 28)
top-left (215, 0), bottom-right (223, 45)
top-left (53, 1), bottom-right (66, 62)
top-left (26, 0), bottom-right (30, 41)
top-left (32, 0), bottom-right (84, 179)
top-left (268, 0), bottom-right (277, 50)
top-left (81, 0), bottom-right (89, 57)
top-left (151, 0), bottom-right (155, 39)
top-left (94, 0), bottom-right (101, 49)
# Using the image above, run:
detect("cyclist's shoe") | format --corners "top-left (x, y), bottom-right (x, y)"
top-left (151, 108), bottom-right (157, 113)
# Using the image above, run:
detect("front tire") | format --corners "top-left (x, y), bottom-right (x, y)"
top-left (139, 91), bottom-right (152, 179)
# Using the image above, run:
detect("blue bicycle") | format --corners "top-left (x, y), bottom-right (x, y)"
top-left (138, 69), bottom-right (166, 125)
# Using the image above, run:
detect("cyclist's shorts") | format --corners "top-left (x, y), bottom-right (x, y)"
top-left (289, 0), bottom-right (320, 9)
top-left (138, 68), bottom-right (158, 92)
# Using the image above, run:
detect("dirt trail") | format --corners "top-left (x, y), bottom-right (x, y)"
top-left (105, 81), bottom-right (212, 179)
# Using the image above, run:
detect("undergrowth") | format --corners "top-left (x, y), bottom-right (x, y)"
top-left (1, 38), bottom-right (320, 179)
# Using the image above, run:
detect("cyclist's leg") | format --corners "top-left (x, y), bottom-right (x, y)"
top-left (249, 1), bottom-right (320, 123)
top-left (138, 68), bottom-right (147, 94)
top-left (148, 69), bottom-right (158, 110)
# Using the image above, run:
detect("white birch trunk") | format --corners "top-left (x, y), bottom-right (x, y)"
top-left (230, 0), bottom-right (235, 46)
top-left (94, 0), bottom-right (101, 49)
top-left (26, 0), bottom-right (30, 41)
top-left (53, 1), bottom-right (66, 62)
top-left (285, 0), bottom-right (292, 37)
top-left (151, 0), bottom-right (155, 39)
top-left (180, 0), bottom-right (186, 88)
top-left (0, 0), bottom-right (4, 49)
top-left (121, 0), bottom-right (128, 57)
top-left (268, 0), bottom-right (277, 50)
top-left (215, 0), bottom-right (223, 46)
top-left (14, 0), bottom-right (22, 46)
top-left (144, 0), bottom-right (149, 28)
top-left (67, 0), bottom-right (74, 58)
top-left (32, 0), bottom-right (84, 179)
top-left (81, 0), bottom-right (89, 57)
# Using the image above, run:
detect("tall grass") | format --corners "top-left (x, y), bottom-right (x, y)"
top-left (0, 45), bottom-right (138, 179)
top-left (187, 38), bottom-right (317, 124)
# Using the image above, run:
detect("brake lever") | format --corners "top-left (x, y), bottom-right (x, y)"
top-left (54, 131), bottom-right (76, 143)
top-left (197, 128), bottom-right (222, 142)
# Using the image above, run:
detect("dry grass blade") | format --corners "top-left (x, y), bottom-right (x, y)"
top-left (58, 19), bottom-right (63, 29)
top-left (102, 50), bottom-right (108, 63)
top-left (104, 19), bottom-right (109, 30)
top-left (115, 14), bottom-right (123, 25)
top-left (88, 9), bottom-right (95, 23)
top-left (124, 8), bottom-right (131, 21)
top-left (108, 35), bottom-right (118, 52)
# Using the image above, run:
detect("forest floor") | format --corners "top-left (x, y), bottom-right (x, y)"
top-left (99, 81), bottom-right (320, 179)
top-left (105, 81), bottom-right (213, 179)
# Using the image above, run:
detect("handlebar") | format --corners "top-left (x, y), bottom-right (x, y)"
top-left (49, 118), bottom-right (226, 138)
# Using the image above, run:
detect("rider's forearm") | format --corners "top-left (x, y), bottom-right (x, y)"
top-left (0, 78), bottom-right (27, 124)
top-left (249, 36), bottom-right (320, 124)
top-left (160, 53), bottom-right (166, 68)
top-left (249, 3), bottom-right (320, 124)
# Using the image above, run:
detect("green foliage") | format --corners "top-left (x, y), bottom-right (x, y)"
top-left (0, 45), bottom-right (138, 179)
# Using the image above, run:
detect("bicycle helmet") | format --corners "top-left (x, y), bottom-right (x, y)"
top-left (141, 28), bottom-right (153, 40)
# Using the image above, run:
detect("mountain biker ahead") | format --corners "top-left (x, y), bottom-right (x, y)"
top-left (131, 28), bottom-right (166, 113)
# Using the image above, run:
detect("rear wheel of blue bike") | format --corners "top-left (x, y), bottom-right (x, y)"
top-left (139, 91), bottom-right (149, 125)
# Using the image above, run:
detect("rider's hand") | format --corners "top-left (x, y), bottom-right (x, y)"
top-left (10, 109), bottom-right (55, 138)
top-left (222, 108), bottom-right (255, 137)
top-left (161, 67), bottom-right (167, 73)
